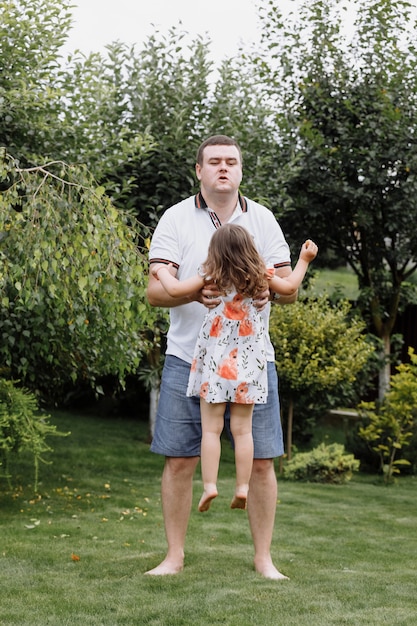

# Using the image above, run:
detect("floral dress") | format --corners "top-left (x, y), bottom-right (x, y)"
top-left (186, 292), bottom-right (268, 404)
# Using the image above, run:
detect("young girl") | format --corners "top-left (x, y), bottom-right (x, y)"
top-left (151, 224), bottom-right (318, 512)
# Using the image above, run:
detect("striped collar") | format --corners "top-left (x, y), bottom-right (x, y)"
top-left (194, 191), bottom-right (248, 213)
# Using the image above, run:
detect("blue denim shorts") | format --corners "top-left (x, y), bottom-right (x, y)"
top-left (150, 355), bottom-right (284, 459)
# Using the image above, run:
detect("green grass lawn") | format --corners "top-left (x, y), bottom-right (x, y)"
top-left (1, 411), bottom-right (416, 626)
top-left (310, 267), bottom-right (359, 301)
top-left (310, 265), bottom-right (417, 302)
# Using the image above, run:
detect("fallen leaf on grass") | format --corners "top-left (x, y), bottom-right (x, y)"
top-left (71, 553), bottom-right (80, 561)
top-left (24, 519), bottom-right (40, 529)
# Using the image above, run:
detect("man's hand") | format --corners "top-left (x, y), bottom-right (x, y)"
top-left (199, 282), bottom-right (222, 309)
top-left (253, 288), bottom-right (270, 312)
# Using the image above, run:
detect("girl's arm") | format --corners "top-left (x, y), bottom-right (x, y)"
top-left (268, 240), bottom-right (318, 296)
top-left (152, 263), bottom-right (205, 298)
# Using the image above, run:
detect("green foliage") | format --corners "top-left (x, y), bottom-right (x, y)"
top-left (205, 59), bottom-right (286, 208)
top-left (358, 347), bottom-right (417, 482)
top-left (1, 0), bottom-right (153, 191)
top-left (0, 0), bottom-right (73, 163)
top-left (271, 296), bottom-right (374, 394)
top-left (0, 378), bottom-right (68, 491)
top-left (270, 295), bottom-right (376, 448)
top-left (95, 29), bottom-right (213, 227)
top-left (1, 0), bottom-right (168, 404)
top-left (282, 442), bottom-right (359, 483)
top-left (0, 151), bottom-right (163, 402)
top-left (59, 43), bottom-right (156, 199)
top-left (255, 0), bottom-right (417, 394)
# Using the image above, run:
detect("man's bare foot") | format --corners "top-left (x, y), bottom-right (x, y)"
top-left (198, 489), bottom-right (218, 512)
top-left (144, 558), bottom-right (184, 576)
top-left (254, 557), bottom-right (289, 580)
top-left (230, 494), bottom-right (247, 509)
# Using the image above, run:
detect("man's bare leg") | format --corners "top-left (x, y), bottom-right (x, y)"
top-left (145, 455), bottom-right (199, 575)
top-left (248, 458), bottom-right (289, 580)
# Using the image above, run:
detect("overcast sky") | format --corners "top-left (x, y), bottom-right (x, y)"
top-left (64, 0), bottom-right (269, 64)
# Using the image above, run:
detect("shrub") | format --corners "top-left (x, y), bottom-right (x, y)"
top-left (0, 379), bottom-right (68, 491)
top-left (357, 348), bottom-right (417, 483)
top-left (270, 295), bottom-right (376, 455)
top-left (282, 442), bottom-right (359, 484)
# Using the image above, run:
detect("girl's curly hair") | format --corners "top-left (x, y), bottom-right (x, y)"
top-left (201, 224), bottom-right (269, 298)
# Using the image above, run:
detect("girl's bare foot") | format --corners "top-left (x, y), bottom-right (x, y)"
top-left (230, 494), bottom-right (247, 509)
top-left (231, 484), bottom-right (249, 509)
top-left (198, 487), bottom-right (218, 512)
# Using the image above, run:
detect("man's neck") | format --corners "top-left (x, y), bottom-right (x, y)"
top-left (201, 190), bottom-right (239, 223)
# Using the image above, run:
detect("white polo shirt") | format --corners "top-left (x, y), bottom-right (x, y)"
top-left (149, 193), bottom-right (291, 364)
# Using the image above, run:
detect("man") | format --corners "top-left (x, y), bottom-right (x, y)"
top-left (146, 135), bottom-right (296, 579)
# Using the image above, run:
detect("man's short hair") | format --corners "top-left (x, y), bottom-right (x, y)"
top-left (196, 135), bottom-right (243, 166)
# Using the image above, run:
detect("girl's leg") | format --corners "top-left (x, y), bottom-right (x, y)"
top-left (199, 399), bottom-right (226, 512)
top-left (229, 403), bottom-right (254, 509)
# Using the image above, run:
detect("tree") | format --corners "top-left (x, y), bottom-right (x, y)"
top-left (269, 296), bottom-right (375, 459)
top-left (101, 27), bottom-right (213, 228)
top-left (1, 0), bottom-right (153, 197)
top-left (0, 151), bottom-right (157, 403)
top-left (0, 0), bottom-right (160, 404)
top-left (205, 57), bottom-right (285, 208)
top-left (0, 0), bottom-right (73, 164)
top-left (256, 0), bottom-right (417, 398)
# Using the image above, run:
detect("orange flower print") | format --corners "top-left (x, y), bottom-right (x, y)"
top-left (200, 382), bottom-right (209, 399)
top-left (210, 315), bottom-right (223, 337)
top-left (238, 319), bottom-right (254, 337)
top-left (223, 294), bottom-right (248, 320)
top-left (234, 382), bottom-right (254, 404)
top-left (217, 348), bottom-right (238, 380)
top-left (190, 358), bottom-right (197, 372)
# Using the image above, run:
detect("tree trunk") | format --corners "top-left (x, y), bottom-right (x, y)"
top-left (286, 397), bottom-right (294, 461)
top-left (149, 384), bottom-right (160, 438)
top-left (378, 333), bottom-right (391, 402)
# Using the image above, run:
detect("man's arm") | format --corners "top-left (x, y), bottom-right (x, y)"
top-left (147, 264), bottom-right (215, 308)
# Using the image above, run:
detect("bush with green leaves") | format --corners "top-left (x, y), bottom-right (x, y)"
top-left (0, 151), bottom-right (162, 403)
top-left (357, 348), bottom-right (417, 483)
top-left (270, 295), bottom-right (376, 456)
top-left (0, 378), bottom-right (68, 491)
top-left (282, 442), bottom-right (359, 484)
